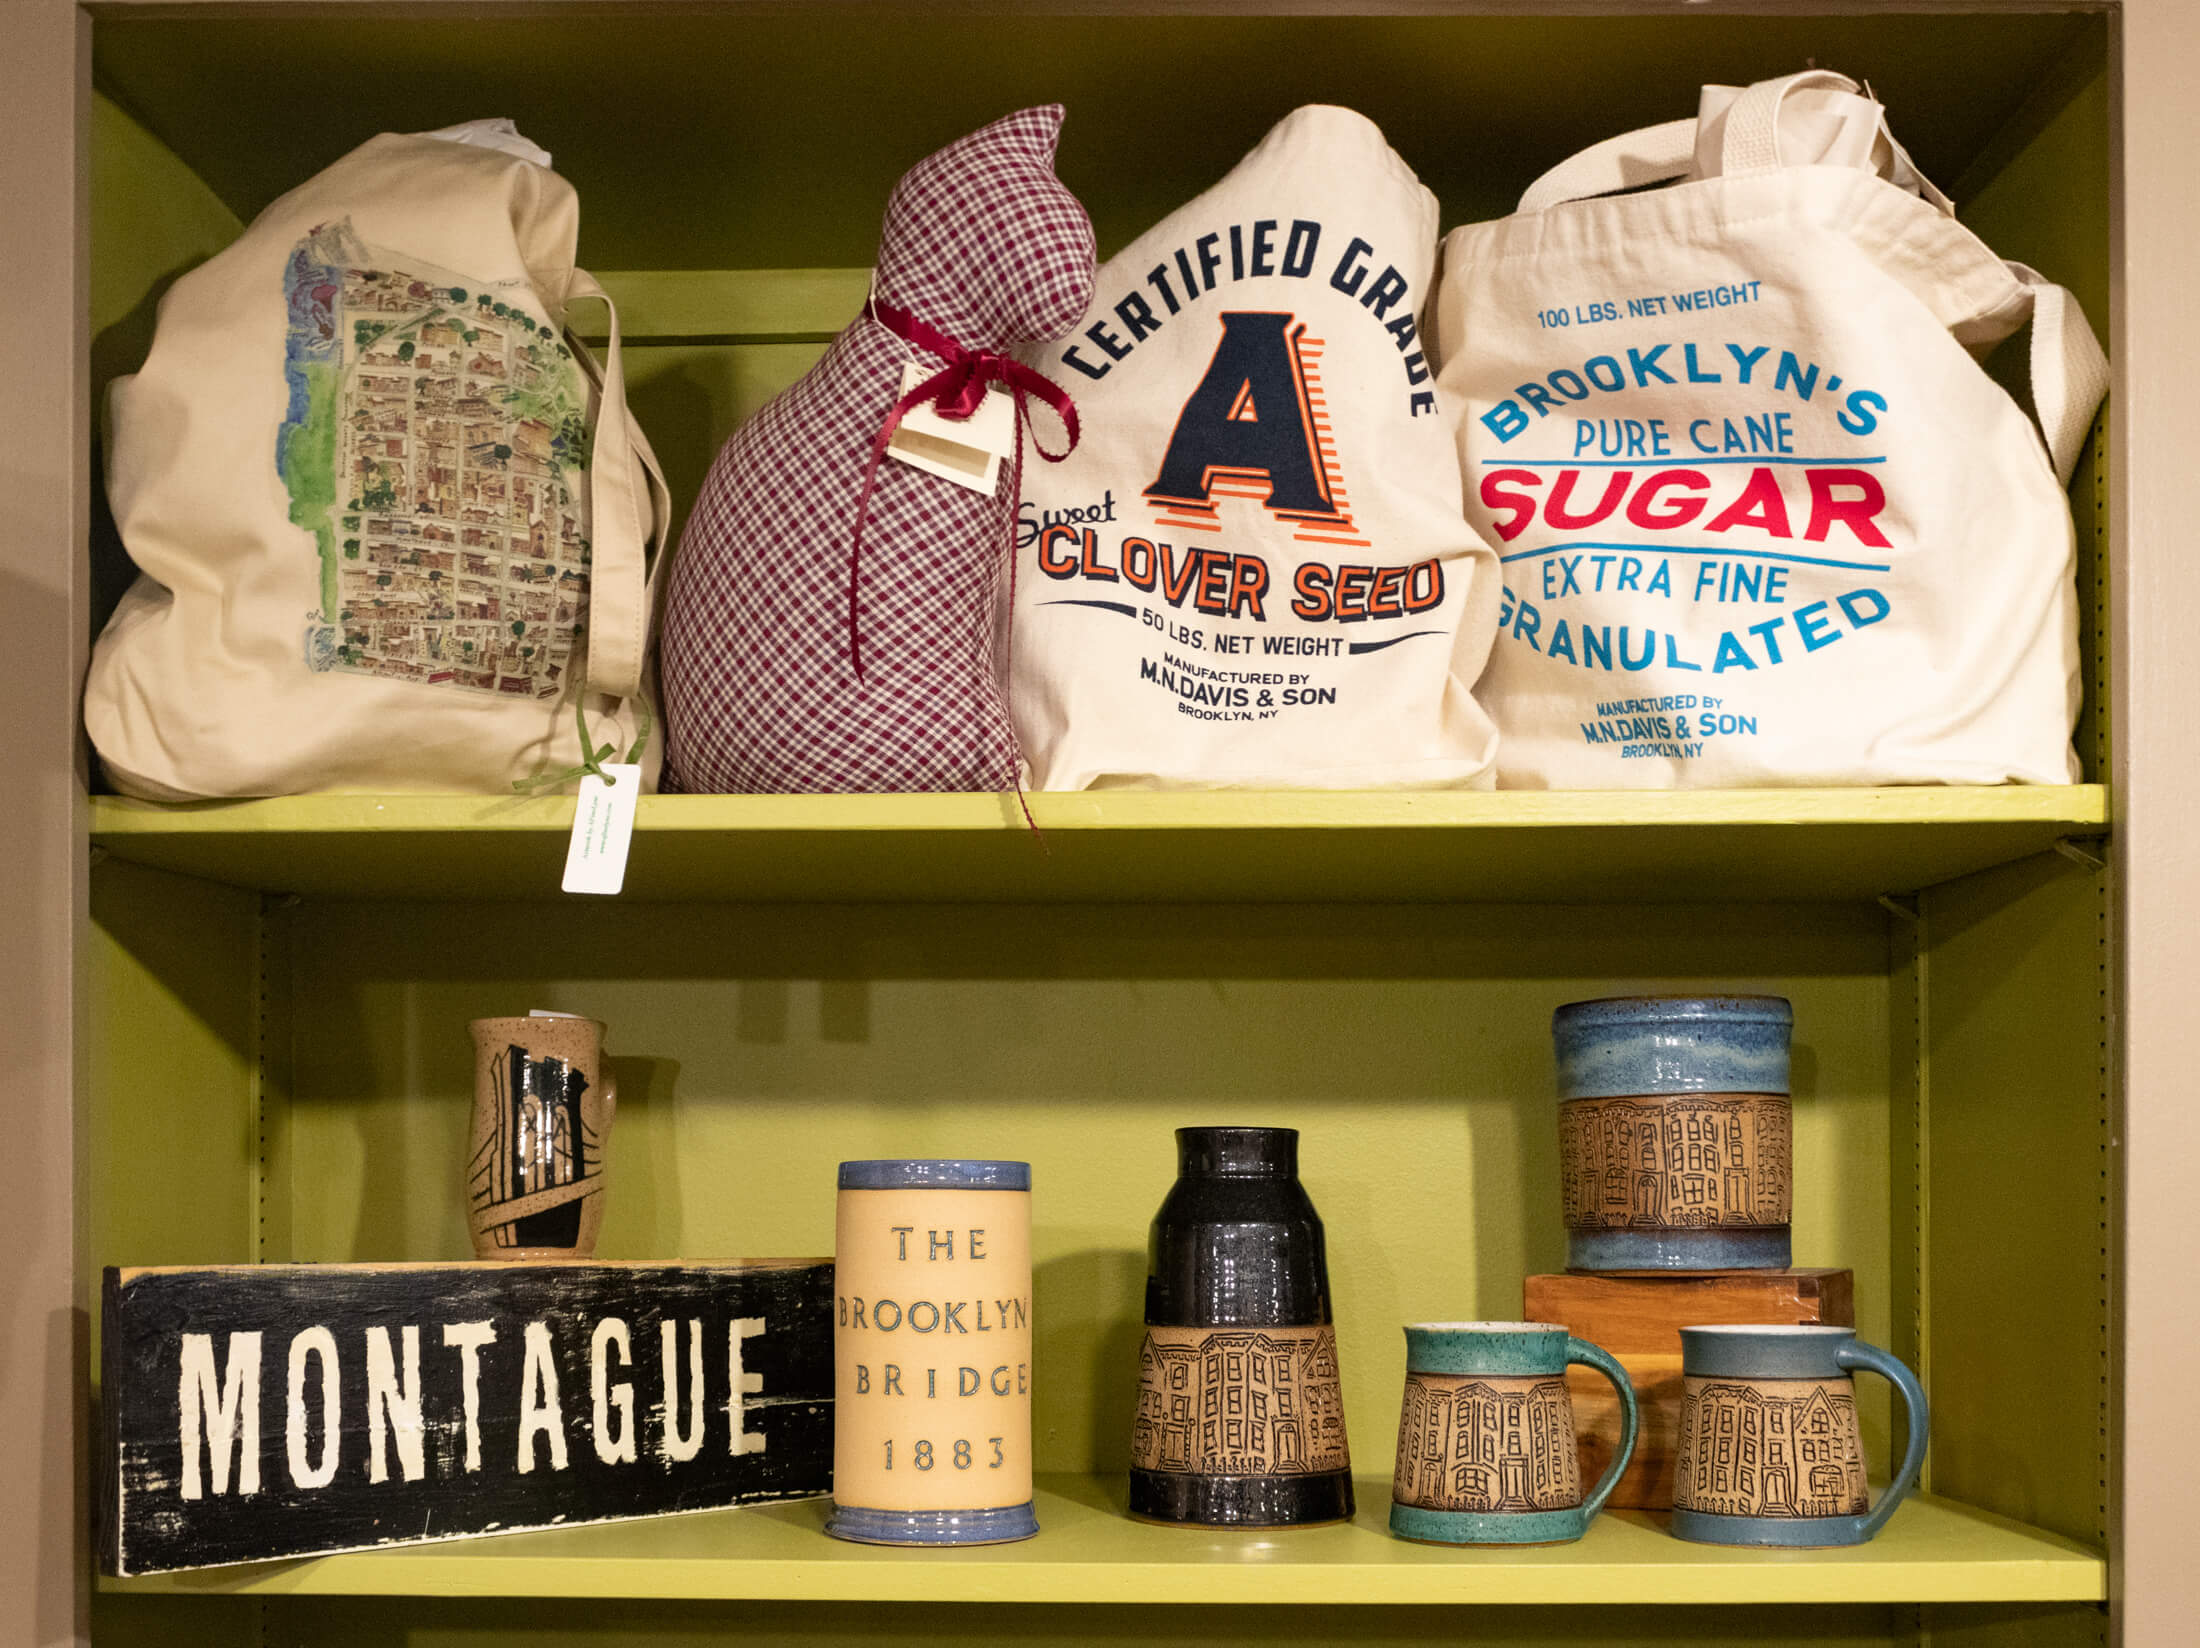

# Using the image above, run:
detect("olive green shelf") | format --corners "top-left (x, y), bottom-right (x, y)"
top-left (102, 1475), bottom-right (2101, 1606)
top-left (87, 786), bottom-right (2108, 903)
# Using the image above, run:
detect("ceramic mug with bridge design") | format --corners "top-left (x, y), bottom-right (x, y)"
top-left (466, 1013), bottom-right (615, 1260)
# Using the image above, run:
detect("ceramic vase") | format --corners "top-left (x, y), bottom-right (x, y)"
top-left (1553, 995), bottom-right (1794, 1272)
top-left (1129, 1126), bottom-right (1353, 1527)
top-left (829, 1159), bottom-right (1037, 1545)
top-left (466, 1014), bottom-right (615, 1260)
top-left (1389, 1321), bottom-right (1638, 1545)
top-left (1671, 1324), bottom-right (1927, 1547)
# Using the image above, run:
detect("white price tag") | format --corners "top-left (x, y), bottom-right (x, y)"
top-left (885, 361), bottom-right (1014, 495)
top-left (561, 763), bottom-right (640, 895)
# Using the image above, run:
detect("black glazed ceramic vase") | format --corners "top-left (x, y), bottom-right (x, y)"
top-left (1128, 1127), bottom-right (1355, 1526)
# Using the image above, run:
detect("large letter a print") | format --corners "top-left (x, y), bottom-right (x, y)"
top-left (1145, 312), bottom-right (1343, 522)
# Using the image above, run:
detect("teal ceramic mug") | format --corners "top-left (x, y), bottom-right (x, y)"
top-left (1389, 1322), bottom-right (1638, 1545)
top-left (1672, 1325), bottom-right (1928, 1547)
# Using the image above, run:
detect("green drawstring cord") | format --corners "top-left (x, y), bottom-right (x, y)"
top-left (513, 696), bottom-right (651, 793)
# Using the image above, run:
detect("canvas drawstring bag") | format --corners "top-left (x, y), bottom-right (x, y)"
top-left (1434, 70), bottom-right (2109, 788)
top-left (86, 120), bottom-right (670, 800)
top-left (1011, 105), bottom-right (1502, 790)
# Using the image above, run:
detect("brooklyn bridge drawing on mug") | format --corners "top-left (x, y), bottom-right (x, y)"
top-left (1674, 1377), bottom-right (1869, 1518)
top-left (468, 1042), bottom-right (602, 1252)
top-left (1132, 1326), bottom-right (1350, 1476)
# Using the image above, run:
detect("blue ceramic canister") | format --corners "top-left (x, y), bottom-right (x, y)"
top-left (1672, 1324), bottom-right (1927, 1547)
top-left (1551, 996), bottom-right (1794, 1272)
top-left (1389, 1322), bottom-right (1638, 1546)
top-left (829, 1159), bottom-right (1036, 1546)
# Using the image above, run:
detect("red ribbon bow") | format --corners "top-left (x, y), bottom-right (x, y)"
top-left (845, 298), bottom-right (1081, 683)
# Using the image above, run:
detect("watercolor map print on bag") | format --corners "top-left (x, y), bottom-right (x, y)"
top-left (278, 220), bottom-right (592, 697)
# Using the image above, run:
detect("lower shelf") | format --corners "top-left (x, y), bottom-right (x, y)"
top-left (104, 1474), bottom-right (2103, 1606)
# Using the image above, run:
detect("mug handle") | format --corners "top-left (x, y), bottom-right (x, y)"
top-left (1565, 1337), bottom-right (1639, 1522)
top-left (1836, 1339), bottom-right (1930, 1538)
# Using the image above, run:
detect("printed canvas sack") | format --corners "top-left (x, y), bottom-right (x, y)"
top-left (86, 120), bottom-right (670, 800)
top-left (1012, 105), bottom-right (1501, 790)
top-left (1434, 70), bottom-right (2109, 788)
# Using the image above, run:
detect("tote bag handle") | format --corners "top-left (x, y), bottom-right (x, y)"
top-left (562, 267), bottom-right (672, 704)
top-left (2009, 263), bottom-right (2111, 486)
top-left (1518, 78), bottom-right (2105, 484)
top-left (1715, 69), bottom-right (1954, 213)
top-left (1517, 118), bottom-right (1700, 213)
top-left (1716, 69), bottom-right (1864, 176)
top-left (1519, 71), bottom-right (1948, 212)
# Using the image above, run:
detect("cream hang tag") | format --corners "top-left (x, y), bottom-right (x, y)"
top-left (885, 361), bottom-right (1014, 496)
top-left (561, 762), bottom-right (640, 895)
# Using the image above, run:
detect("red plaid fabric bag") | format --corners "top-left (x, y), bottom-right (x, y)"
top-left (660, 107), bottom-right (1095, 793)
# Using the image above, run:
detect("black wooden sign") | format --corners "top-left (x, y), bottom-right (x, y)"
top-left (101, 1260), bottom-right (833, 1574)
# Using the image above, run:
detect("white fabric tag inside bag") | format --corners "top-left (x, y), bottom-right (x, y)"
top-left (417, 118), bottom-right (554, 169)
top-left (886, 362), bottom-right (1014, 495)
top-left (1692, 84), bottom-right (1944, 204)
top-left (562, 763), bottom-right (641, 895)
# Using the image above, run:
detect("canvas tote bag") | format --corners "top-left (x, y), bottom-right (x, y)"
top-left (1433, 70), bottom-right (2109, 789)
top-left (1011, 105), bottom-right (1501, 790)
top-left (86, 121), bottom-right (671, 800)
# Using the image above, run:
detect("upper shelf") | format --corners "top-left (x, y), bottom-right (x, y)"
top-left (101, 1476), bottom-right (2103, 1606)
top-left (87, 786), bottom-right (2109, 904)
top-left (92, 11), bottom-right (2101, 270)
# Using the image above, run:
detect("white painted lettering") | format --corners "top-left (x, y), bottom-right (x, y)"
top-left (364, 1325), bottom-right (425, 1484)
top-left (285, 1326), bottom-right (340, 1489)
top-left (177, 1331), bottom-right (261, 1500)
top-left (591, 1317), bottom-right (636, 1465)
top-left (728, 1317), bottom-right (766, 1457)
top-left (440, 1321), bottom-right (497, 1473)
top-left (517, 1320), bottom-right (569, 1474)
top-left (658, 1319), bottom-right (704, 1464)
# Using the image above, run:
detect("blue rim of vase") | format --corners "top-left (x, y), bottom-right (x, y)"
top-left (825, 1501), bottom-right (1039, 1545)
top-left (1552, 994), bottom-right (1793, 1029)
top-left (1552, 994), bottom-right (1794, 1099)
top-left (1567, 1225), bottom-right (1791, 1273)
top-left (837, 1160), bottom-right (1032, 1191)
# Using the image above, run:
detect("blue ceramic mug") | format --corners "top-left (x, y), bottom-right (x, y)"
top-left (1389, 1322), bottom-right (1638, 1545)
top-left (1672, 1325), bottom-right (1928, 1547)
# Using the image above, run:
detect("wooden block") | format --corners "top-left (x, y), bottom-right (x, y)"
top-left (1523, 1269), bottom-right (1852, 1509)
top-left (101, 1259), bottom-right (833, 1575)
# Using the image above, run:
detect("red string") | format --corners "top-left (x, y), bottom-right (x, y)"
top-left (842, 300), bottom-right (1079, 829)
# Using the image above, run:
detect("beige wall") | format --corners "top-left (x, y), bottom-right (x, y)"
top-left (0, 3), bottom-right (87, 1646)
top-left (2111, 5), bottom-right (2200, 1643)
